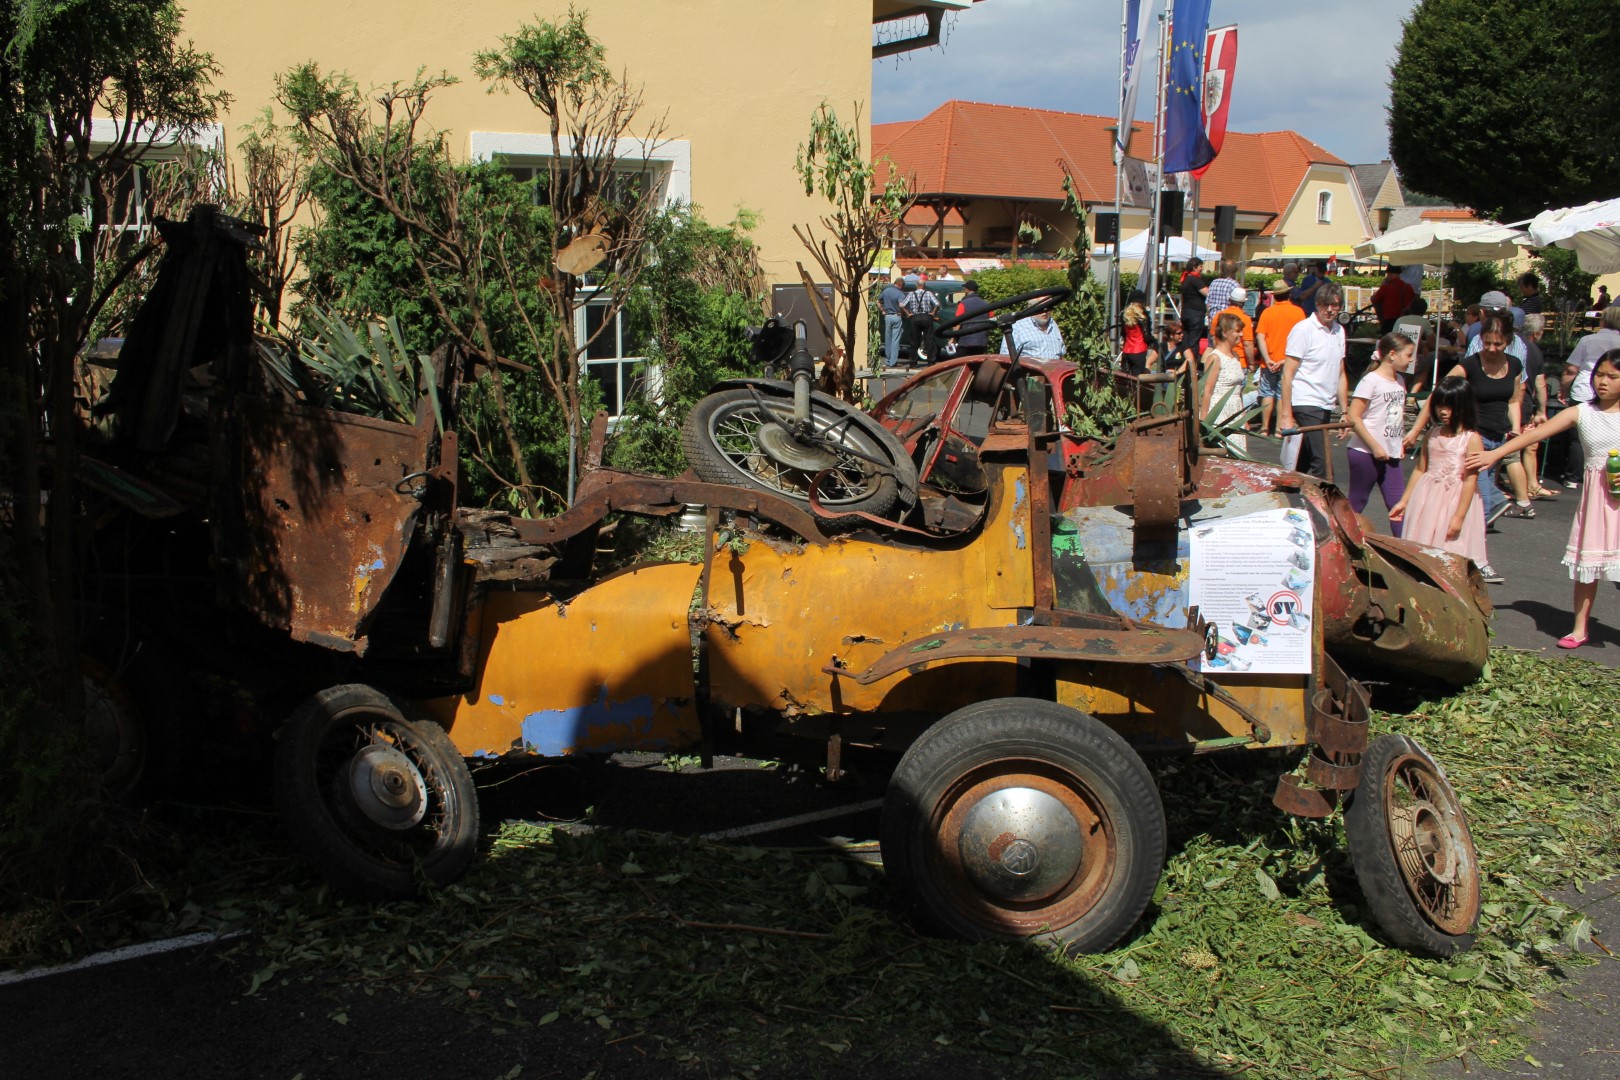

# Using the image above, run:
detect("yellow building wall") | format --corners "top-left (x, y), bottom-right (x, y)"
top-left (1275, 166), bottom-right (1371, 258)
top-left (180, 0), bottom-right (871, 296)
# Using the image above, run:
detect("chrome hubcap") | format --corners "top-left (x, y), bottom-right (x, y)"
top-left (956, 786), bottom-right (1084, 902)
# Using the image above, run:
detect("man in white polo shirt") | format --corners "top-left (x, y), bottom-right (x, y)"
top-left (1278, 279), bottom-right (1347, 478)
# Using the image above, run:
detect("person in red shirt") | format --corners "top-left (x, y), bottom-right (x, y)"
top-left (1119, 290), bottom-right (1152, 375)
top-left (1371, 266), bottom-right (1417, 334)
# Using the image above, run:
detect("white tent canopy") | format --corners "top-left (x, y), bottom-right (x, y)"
top-left (1104, 229), bottom-right (1221, 264)
top-left (1353, 219), bottom-right (1528, 265)
top-left (1528, 198), bottom-right (1620, 275)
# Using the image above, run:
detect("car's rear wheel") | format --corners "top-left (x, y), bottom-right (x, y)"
top-left (882, 698), bottom-right (1164, 955)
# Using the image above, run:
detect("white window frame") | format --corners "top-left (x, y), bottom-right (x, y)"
top-left (1316, 190), bottom-right (1333, 224)
top-left (85, 120), bottom-right (226, 247)
top-left (575, 287), bottom-right (649, 422)
top-left (467, 131), bottom-right (690, 208)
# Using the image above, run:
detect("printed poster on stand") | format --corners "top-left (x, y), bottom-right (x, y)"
top-left (1188, 507), bottom-right (1314, 675)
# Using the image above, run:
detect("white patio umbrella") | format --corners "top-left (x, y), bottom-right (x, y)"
top-left (1527, 198), bottom-right (1620, 275)
top-left (1353, 219), bottom-right (1529, 265)
top-left (1354, 219), bottom-right (1529, 385)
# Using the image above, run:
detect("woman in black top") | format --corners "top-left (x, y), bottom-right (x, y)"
top-left (1179, 258), bottom-right (1209, 354)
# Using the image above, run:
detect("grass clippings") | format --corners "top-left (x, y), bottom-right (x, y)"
top-left (4, 650), bottom-right (1619, 1078)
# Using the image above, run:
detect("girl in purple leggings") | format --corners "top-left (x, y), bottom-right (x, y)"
top-left (1346, 331), bottom-right (1417, 536)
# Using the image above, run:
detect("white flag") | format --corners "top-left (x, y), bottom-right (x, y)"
top-left (1117, 0), bottom-right (1159, 157)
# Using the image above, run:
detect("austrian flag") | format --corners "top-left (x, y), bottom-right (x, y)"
top-left (1192, 24), bottom-right (1238, 179)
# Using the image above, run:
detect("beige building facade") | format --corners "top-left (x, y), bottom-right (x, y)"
top-left (180, 0), bottom-right (890, 284)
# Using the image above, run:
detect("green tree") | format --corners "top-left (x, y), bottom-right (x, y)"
top-left (474, 10), bottom-right (668, 501)
top-left (794, 102), bottom-right (912, 401)
top-left (1388, 1), bottom-right (1620, 219)
top-left (0, 0), bottom-right (226, 871)
top-left (610, 207), bottom-right (766, 475)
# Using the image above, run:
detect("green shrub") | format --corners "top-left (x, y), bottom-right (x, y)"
top-left (608, 207), bottom-right (768, 476)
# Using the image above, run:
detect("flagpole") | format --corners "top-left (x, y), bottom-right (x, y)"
top-left (1190, 177), bottom-right (1201, 268)
top-left (1146, 9), bottom-right (1170, 331)
top-left (1108, 0), bottom-right (1129, 349)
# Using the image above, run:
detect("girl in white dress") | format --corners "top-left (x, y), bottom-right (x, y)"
top-left (1470, 350), bottom-right (1620, 648)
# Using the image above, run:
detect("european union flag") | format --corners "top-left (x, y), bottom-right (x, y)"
top-left (1163, 0), bottom-right (1214, 174)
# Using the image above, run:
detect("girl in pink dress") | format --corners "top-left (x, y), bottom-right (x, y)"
top-left (1388, 376), bottom-right (1487, 569)
top-left (1471, 350), bottom-right (1620, 648)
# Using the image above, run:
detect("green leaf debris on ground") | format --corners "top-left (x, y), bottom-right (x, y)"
top-left (4, 651), bottom-right (1619, 1078)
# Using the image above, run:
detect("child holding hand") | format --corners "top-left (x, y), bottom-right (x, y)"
top-left (1468, 349), bottom-right (1620, 647)
top-left (1389, 376), bottom-right (1490, 578)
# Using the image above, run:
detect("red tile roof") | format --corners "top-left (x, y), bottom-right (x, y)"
top-left (1419, 208), bottom-right (1479, 222)
top-left (873, 100), bottom-right (1350, 238)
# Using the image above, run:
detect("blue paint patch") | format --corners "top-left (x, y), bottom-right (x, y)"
top-left (519, 687), bottom-right (662, 756)
top-left (371, 559), bottom-right (385, 570)
top-left (488, 694), bottom-right (505, 706)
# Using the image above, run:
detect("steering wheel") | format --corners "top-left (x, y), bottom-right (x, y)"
top-left (931, 286), bottom-right (1073, 341)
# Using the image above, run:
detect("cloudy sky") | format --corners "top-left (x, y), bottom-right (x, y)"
top-left (872, 0), bottom-right (1416, 165)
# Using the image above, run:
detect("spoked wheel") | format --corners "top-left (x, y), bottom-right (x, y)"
top-left (882, 699), bottom-right (1165, 955)
top-left (275, 684), bottom-right (479, 899)
top-left (683, 387), bottom-right (917, 521)
top-left (1345, 734), bottom-right (1480, 956)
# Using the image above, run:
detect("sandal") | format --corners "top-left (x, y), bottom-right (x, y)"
top-left (1557, 634), bottom-right (1589, 649)
top-left (1502, 503), bottom-right (1536, 519)
top-left (1532, 487), bottom-right (1560, 499)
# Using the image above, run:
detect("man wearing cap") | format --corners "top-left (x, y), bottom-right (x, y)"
top-left (949, 279), bottom-right (993, 357)
top-left (1255, 278), bottom-right (1305, 435)
top-left (1279, 280), bottom-right (1347, 478)
top-left (1220, 286), bottom-right (1257, 368)
top-left (1464, 291), bottom-right (1527, 363)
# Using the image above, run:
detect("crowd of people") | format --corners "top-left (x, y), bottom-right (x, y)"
top-left (870, 258), bottom-right (1620, 650)
top-left (1151, 266), bottom-right (1620, 651)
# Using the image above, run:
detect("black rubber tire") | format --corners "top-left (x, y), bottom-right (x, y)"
top-left (882, 698), bottom-right (1165, 955)
top-left (274, 684), bottom-right (479, 899)
top-left (682, 387), bottom-right (918, 521)
top-left (1345, 734), bottom-right (1479, 957)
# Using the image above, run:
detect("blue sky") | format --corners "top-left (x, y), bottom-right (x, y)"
top-left (872, 0), bottom-right (1416, 166)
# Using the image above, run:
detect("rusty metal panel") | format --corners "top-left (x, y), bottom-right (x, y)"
top-left (985, 471), bottom-right (1035, 609)
top-left (703, 462), bottom-right (1035, 717)
top-left (236, 401), bottom-right (430, 653)
top-left (832, 624), bottom-right (1203, 686)
top-left (423, 562), bottom-right (704, 758)
top-left (1055, 665), bottom-right (1310, 751)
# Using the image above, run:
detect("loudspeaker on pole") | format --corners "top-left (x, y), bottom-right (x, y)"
top-left (1213, 204), bottom-right (1237, 244)
top-left (1159, 190), bottom-right (1185, 237)
top-left (1094, 212), bottom-right (1119, 245)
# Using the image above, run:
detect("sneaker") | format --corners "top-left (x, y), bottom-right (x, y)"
top-left (1484, 502), bottom-right (1511, 527)
top-left (1564, 479), bottom-right (1580, 489)
top-left (1478, 564), bottom-right (1504, 584)
top-left (1502, 502), bottom-right (1537, 519)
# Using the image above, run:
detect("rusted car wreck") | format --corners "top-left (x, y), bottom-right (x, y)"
top-left (80, 208), bottom-right (1488, 958)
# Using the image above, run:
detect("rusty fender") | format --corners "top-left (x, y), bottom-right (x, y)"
top-left (825, 623), bottom-right (1205, 686)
